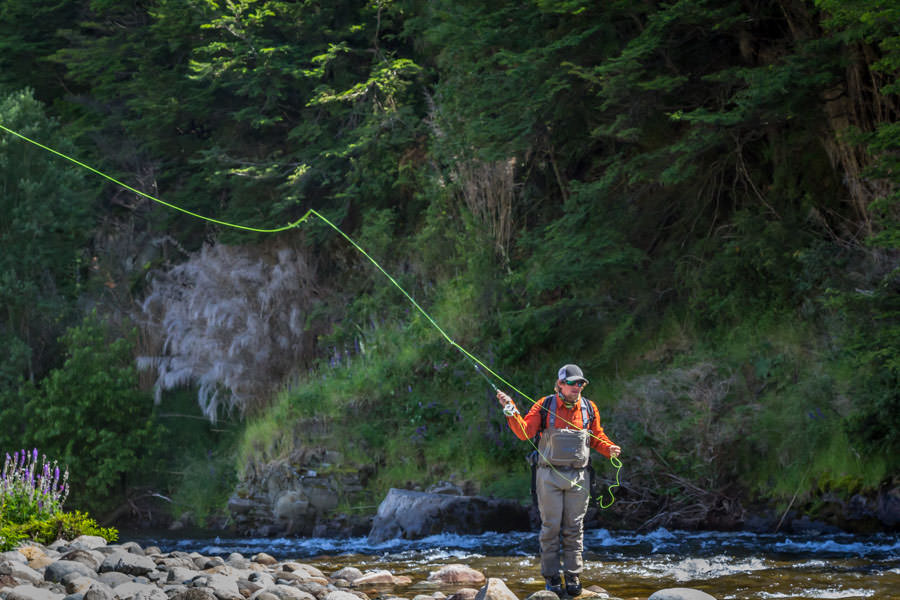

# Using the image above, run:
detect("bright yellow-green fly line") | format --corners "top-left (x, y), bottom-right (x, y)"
top-left (0, 122), bottom-right (622, 506)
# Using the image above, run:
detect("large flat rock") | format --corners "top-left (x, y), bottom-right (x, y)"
top-left (368, 488), bottom-right (530, 544)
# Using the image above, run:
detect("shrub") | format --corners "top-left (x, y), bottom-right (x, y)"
top-left (0, 511), bottom-right (117, 552)
top-left (0, 448), bottom-right (116, 552)
top-left (1, 449), bottom-right (69, 524)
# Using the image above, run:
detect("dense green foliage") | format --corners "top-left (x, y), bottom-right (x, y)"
top-left (0, 0), bottom-right (897, 526)
top-left (0, 88), bottom-right (96, 388)
top-left (1, 315), bottom-right (159, 512)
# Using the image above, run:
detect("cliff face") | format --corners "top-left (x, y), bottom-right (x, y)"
top-left (227, 447), bottom-right (372, 537)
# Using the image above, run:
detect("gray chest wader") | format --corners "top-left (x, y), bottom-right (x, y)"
top-left (528, 395), bottom-right (596, 504)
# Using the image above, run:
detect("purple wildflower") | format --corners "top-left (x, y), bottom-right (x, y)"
top-left (32, 448), bottom-right (38, 462)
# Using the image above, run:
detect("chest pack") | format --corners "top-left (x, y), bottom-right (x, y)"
top-left (532, 394), bottom-right (595, 469)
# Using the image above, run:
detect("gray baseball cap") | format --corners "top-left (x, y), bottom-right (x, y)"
top-left (557, 364), bottom-right (589, 383)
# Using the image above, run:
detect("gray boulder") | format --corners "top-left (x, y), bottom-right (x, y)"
top-left (203, 573), bottom-right (243, 600)
top-left (97, 572), bottom-right (132, 588)
top-left (368, 489), bottom-right (530, 543)
top-left (157, 557), bottom-right (198, 571)
top-left (446, 589), bottom-right (479, 600)
top-left (194, 556), bottom-right (225, 570)
top-left (45, 560), bottom-right (98, 583)
top-left (70, 537), bottom-right (109, 551)
top-left (170, 590), bottom-right (218, 600)
top-left (648, 589), bottom-right (717, 600)
top-left (225, 553), bottom-right (250, 569)
top-left (522, 592), bottom-right (560, 600)
top-left (322, 592), bottom-right (361, 600)
top-left (99, 552), bottom-right (156, 576)
top-left (247, 572), bottom-right (276, 588)
top-left (253, 585), bottom-right (316, 600)
top-left (281, 563), bottom-right (325, 580)
top-left (6, 584), bottom-right (65, 600)
top-left (109, 542), bottom-right (145, 556)
top-left (112, 581), bottom-right (168, 600)
top-left (330, 568), bottom-right (362, 583)
top-left (63, 575), bottom-right (108, 595)
top-left (166, 567), bottom-right (201, 584)
top-left (82, 582), bottom-right (116, 600)
top-left (0, 559), bottom-right (44, 585)
top-left (251, 553), bottom-right (278, 566)
top-left (876, 484), bottom-right (900, 527)
top-left (291, 582), bottom-right (328, 599)
top-left (474, 579), bottom-right (518, 600)
top-left (427, 565), bottom-right (485, 586)
top-left (59, 550), bottom-right (102, 572)
top-left (1, 550), bottom-right (28, 564)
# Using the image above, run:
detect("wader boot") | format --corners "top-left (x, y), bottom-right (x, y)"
top-left (545, 574), bottom-right (563, 598)
top-left (564, 572), bottom-right (582, 597)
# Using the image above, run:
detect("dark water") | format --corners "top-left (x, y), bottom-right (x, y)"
top-left (123, 528), bottom-right (900, 600)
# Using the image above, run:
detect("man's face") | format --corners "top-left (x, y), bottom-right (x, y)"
top-left (558, 379), bottom-right (585, 403)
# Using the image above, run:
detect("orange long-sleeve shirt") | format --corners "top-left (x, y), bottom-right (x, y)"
top-left (506, 394), bottom-right (617, 458)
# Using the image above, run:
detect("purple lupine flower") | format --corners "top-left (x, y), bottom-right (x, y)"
top-left (32, 448), bottom-right (38, 462)
top-left (54, 467), bottom-right (60, 482)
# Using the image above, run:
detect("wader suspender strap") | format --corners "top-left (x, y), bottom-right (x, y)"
top-left (529, 395), bottom-right (596, 453)
top-left (544, 395), bottom-right (594, 431)
top-left (531, 394), bottom-right (595, 445)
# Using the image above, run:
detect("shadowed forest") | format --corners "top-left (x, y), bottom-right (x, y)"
top-left (0, 0), bottom-right (898, 532)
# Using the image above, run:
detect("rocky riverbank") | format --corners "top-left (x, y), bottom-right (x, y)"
top-left (214, 447), bottom-right (900, 539)
top-left (0, 536), bottom-right (719, 600)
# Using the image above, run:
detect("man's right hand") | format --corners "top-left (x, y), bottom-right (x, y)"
top-left (496, 390), bottom-right (513, 407)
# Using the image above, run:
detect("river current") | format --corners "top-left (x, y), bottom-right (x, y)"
top-left (124, 528), bottom-right (900, 600)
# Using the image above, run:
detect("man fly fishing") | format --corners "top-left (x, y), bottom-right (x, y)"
top-left (496, 364), bottom-right (621, 598)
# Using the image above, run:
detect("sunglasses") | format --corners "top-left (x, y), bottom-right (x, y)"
top-left (563, 379), bottom-right (586, 387)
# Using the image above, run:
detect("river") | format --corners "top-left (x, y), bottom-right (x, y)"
top-left (123, 528), bottom-right (900, 600)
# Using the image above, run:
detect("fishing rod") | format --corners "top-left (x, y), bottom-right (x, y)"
top-left (0, 121), bottom-right (622, 506)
